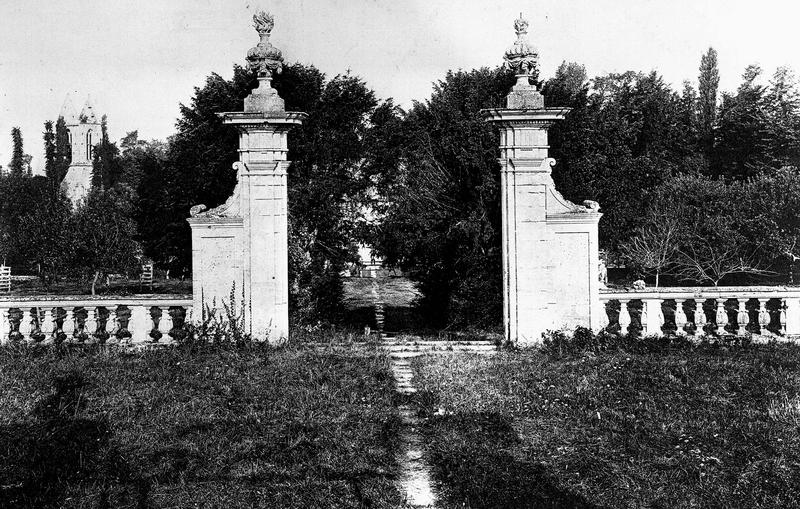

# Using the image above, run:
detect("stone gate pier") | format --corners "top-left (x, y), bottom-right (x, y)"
top-left (483, 15), bottom-right (603, 344)
top-left (188, 12), bottom-right (305, 342)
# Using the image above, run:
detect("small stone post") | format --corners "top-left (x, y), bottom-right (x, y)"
top-left (482, 15), bottom-right (603, 344)
top-left (188, 12), bottom-right (306, 342)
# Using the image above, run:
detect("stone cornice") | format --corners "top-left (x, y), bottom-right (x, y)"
top-left (217, 111), bottom-right (307, 127)
top-left (481, 107), bottom-right (571, 124)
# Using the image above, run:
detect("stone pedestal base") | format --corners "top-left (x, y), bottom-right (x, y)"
top-left (484, 107), bottom-right (602, 345)
top-left (188, 217), bottom-right (245, 324)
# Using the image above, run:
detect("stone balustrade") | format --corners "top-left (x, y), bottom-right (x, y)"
top-left (600, 287), bottom-right (800, 338)
top-left (0, 297), bottom-right (192, 345)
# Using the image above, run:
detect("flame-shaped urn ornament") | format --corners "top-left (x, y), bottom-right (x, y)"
top-left (244, 11), bottom-right (286, 113)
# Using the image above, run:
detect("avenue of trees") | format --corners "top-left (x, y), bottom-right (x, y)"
top-left (1, 46), bottom-right (800, 326)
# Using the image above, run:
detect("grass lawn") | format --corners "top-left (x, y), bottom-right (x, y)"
top-left (0, 344), bottom-right (406, 508)
top-left (5, 277), bottom-right (192, 296)
top-left (412, 343), bottom-right (800, 508)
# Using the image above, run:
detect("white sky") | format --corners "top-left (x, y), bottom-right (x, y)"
top-left (1, 0), bottom-right (799, 173)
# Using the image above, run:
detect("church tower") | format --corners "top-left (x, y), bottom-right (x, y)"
top-left (60, 94), bottom-right (101, 205)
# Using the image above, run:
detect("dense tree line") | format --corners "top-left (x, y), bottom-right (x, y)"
top-left (377, 49), bottom-right (800, 325)
top-left (4, 46), bottom-right (799, 327)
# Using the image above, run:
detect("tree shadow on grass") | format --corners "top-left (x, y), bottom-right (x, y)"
top-left (423, 412), bottom-right (601, 509)
top-left (0, 370), bottom-right (145, 509)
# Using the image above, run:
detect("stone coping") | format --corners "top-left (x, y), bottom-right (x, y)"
top-left (601, 286), bottom-right (800, 300)
top-left (0, 295), bottom-right (192, 306)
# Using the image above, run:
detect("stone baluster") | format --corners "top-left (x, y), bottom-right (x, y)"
top-left (736, 299), bottom-right (749, 336)
top-left (84, 306), bottom-right (97, 342)
top-left (674, 299), bottom-right (687, 336)
top-left (785, 298), bottom-right (800, 336)
top-left (106, 306), bottom-right (118, 342)
top-left (693, 300), bottom-right (707, 336)
top-left (618, 300), bottom-right (632, 335)
top-left (18, 307), bottom-right (32, 341)
top-left (42, 307), bottom-right (55, 342)
top-left (780, 299), bottom-right (787, 336)
top-left (715, 299), bottom-right (728, 336)
top-left (128, 305), bottom-right (150, 343)
top-left (643, 299), bottom-right (664, 336)
top-left (158, 307), bottom-right (174, 342)
top-left (0, 308), bottom-right (9, 344)
top-left (758, 298), bottom-right (772, 336)
top-left (63, 307), bottom-right (76, 341)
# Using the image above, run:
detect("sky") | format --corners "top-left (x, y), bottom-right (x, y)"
top-left (1, 0), bottom-right (799, 174)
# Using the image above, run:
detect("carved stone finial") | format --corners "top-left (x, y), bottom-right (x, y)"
top-left (246, 11), bottom-right (283, 80)
top-left (514, 14), bottom-right (529, 37)
top-left (502, 14), bottom-right (543, 109)
top-left (244, 11), bottom-right (286, 113)
top-left (504, 13), bottom-right (538, 77)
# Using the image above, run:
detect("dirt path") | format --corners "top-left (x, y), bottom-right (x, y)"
top-left (389, 352), bottom-right (438, 508)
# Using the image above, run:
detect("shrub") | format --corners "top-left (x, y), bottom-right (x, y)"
top-left (541, 326), bottom-right (739, 358)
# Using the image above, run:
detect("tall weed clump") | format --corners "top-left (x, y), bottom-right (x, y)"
top-left (178, 283), bottom-right (258, 351)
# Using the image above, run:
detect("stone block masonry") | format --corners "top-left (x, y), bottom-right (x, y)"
top-left (483, 15), bottom-right (602, 345)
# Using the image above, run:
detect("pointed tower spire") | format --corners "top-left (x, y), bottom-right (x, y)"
top-left (60, 94), bottom-right (78, 124)
top-left (79, 95), bottom-right (98, 123)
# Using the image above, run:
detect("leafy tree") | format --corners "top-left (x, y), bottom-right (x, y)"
top-left (157, 65), bottom-right (255, 274)
top-left (698, 47), bottom-right (719, 159)
top-left (71, 188), bottom-right (141, 294)
top-left (639, 175), bottom-right (771, 286)
top-left (9, 127), bottom-right (25, 176)
top-left (621, 212), bottom-right (682, 287)
top-left (713, 65), bottom-right (771, 178)
top-left (123, 138), bottom-right (177, 270)
top-left (376, 67), bottom-right (516, 327)
top-left (546, 69), bottom-right (682, 252)
top-left (0, 175), bottom-right (73, 283)
top-left (285, 72), bottom-right (382, 320)
top-left (141, 62), bottom-right (384, 321)
top-left (736, 167), bottom-right (800, 274)
top-left (43, 120), bottom-right (56, 180)
top-left (764, 67), bottom-right (800, 168)
top-left (91, 115), bottom-right (123, 189)
top-left (54, 116), bottom-right (72, 183)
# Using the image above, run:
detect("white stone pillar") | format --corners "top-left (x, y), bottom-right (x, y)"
top-left (188, 12), bottom-right (306, 343)
top-left (482, 15), bottom-right (602, 344)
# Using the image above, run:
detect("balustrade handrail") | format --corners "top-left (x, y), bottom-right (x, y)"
top-left (0, 295), bottom-right (192, 308)
top-left (0, 295), bottom-right (194, 345)
top-left (599, 286), bottom-right (800, 337)
top-left (601, 286), bottom-right (800, 301)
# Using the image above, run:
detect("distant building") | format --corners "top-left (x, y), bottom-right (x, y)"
top-left (59, 94), bottom-right (101, 204)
